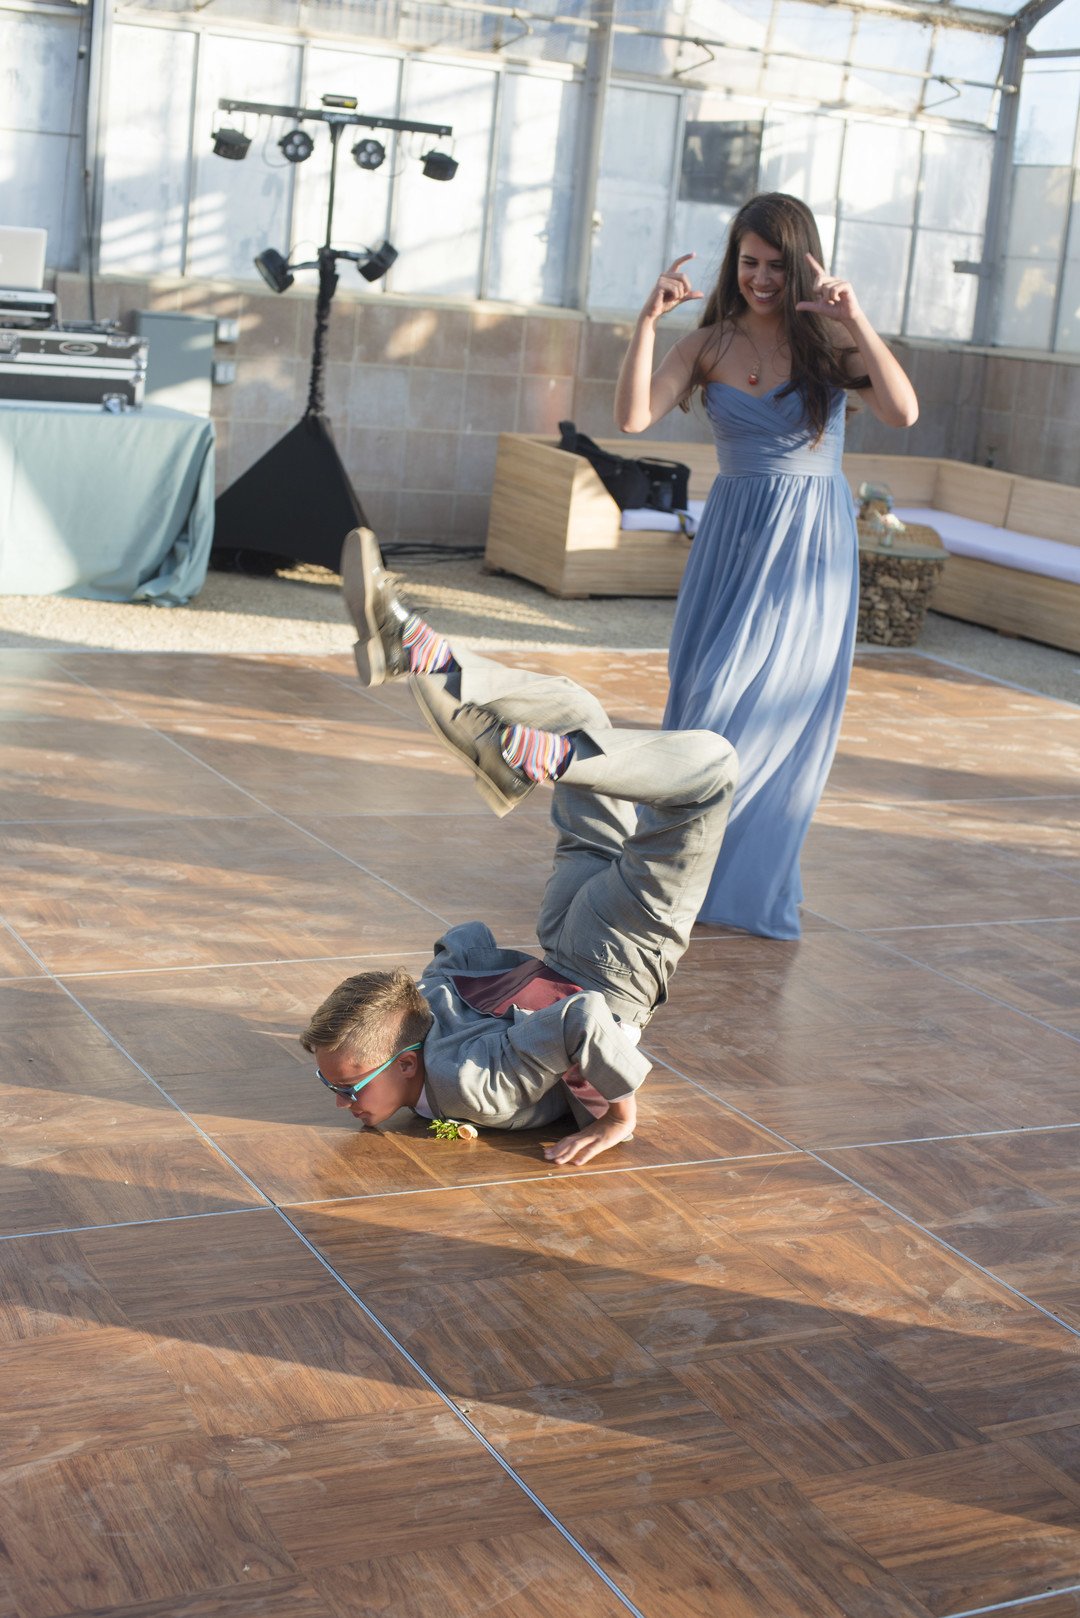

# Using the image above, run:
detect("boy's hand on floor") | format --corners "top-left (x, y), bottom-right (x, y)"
top-left (543, 1114), bottom-right (635, 1167)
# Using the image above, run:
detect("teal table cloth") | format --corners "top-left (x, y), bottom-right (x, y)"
top-left (0, 400), bottom-right (216, 605)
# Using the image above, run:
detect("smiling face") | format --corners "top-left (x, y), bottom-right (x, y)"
top-left (316, 1043), bottom-right (425, 1128)
top-left (736, 230), bottom-right (786, 318)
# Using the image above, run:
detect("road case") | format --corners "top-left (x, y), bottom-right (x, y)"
top-left (0, 328), bottom-right (147, 407)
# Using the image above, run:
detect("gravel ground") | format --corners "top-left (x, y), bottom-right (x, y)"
top-left (1, 556), bottom-right (1077, 707)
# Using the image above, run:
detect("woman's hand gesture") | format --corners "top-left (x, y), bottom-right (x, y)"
top-left (642, 254), bottom-right (703, 323)
top-left (795, 253), bottom-right (862, 325)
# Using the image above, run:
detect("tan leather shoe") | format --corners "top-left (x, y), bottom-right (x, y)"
top-left (410, 677), bottom-right (535, 818)
top-left (340, 527), bottom-right (411, 686)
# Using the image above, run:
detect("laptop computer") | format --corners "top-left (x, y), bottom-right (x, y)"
top-left (0, 226), bottom-right (47, 291)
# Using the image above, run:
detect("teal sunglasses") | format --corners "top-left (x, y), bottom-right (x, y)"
top-left (316, 1042), bottom-right (423, 1100)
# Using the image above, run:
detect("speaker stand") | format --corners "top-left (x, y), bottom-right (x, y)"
top-left (212, 247), bottom-right (365, 574)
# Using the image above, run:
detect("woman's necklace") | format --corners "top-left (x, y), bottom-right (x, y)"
top-left (738, 324), bottom-right (785, 387)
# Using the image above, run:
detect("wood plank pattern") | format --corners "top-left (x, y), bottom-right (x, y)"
top-left (2, 644), bottom-right (1080, 1618)
top-left (676, 1335), bottom-right (981, 1481)
top-left (574, 1483), bottom-right (936, 1617)
top-left (312, 1529), bottom-right (632, 1618)
top-left (804, 1445), bottom-right (1080, 1614)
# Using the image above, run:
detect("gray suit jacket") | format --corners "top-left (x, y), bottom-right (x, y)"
top-left (418, 922), bottom-right (651, 1130)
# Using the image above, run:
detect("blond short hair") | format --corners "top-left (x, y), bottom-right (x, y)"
top-left (300, 968), bottom-right (433, 1066)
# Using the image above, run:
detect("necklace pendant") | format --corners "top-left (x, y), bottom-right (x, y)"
top-left (747, 369), bottom-right (759, 385)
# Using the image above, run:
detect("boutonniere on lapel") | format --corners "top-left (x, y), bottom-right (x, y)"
top-left (428, 1118), bottom-right (478, 1140)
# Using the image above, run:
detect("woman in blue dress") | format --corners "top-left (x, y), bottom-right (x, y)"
top-left (615, 193), bottom-right (918, 939)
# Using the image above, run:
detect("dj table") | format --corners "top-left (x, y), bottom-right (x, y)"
top-left (0, 400), bottom-right (215, 605)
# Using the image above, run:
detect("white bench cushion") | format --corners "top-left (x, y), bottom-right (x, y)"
top-left (896, 507), bottom-right (1080, 586)
top-left (620, 499), bottom-right (706, 535)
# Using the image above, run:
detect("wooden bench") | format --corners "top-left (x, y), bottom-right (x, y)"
top-left (484, 433), bottom-right (1079, 653)
top-left (844, 454), bottom-right (1079, 655)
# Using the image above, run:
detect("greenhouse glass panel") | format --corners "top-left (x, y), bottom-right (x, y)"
top-left (289, 48), bottom-right (400, 285)
top-left (1055, 257), bottom-right (1080, 352)
top-left (612, 0), bottom-right (676, 80)
top-left (392, 59), bottom-right (496, 297)
top-left (590, 85), bottom-right (679, 309)
top-left (839, 121), bottom-right (921, 225)
top-left (833, 219), bottom-right (910, 332)
top-left (919, 130), bottom-right (992, 235)
top-left (926, 29), bottom-right (1002, 127)
top-left (906, 229), bottom-right (981, 339)
top-left (959, 0), bottom-right (1038, 15)
top-left (188, 33), bottom-right (302, 280)
top-left (762, 1), bottom-right (851, 103)
top-left (671, 95), bottom-right (759, 287)
top-left (1006, 165), bottom-right (1072, 260)
top-left (997, 258), bottom-right (1057, 347)
top-left (670, 0), bottom-right (769, 96)
top-left (1015, 65), bottom-right (1080, 166)
top-left (680, 113), bottom-right (761, 205)
top-left (847, 14), bottom-right (934, 117)
top-left (0, 9), bottom-right (84, 268)
top-left (759, 112), bottom-right (843, 221)
top-left (1024, 0), bottom-right (1080, 48)
top-left (687, 46), bottom-right (764, 97)
top-left (672, 200), bottom-right (737, 282)
top-left (678, 0), bottom-right (769, 53)
top-left (0, 8), bottom-right (81, 133)
top-left (100, 25), bottom-right (195, 276)
top-left (488, 70), bottom-right (580, 305)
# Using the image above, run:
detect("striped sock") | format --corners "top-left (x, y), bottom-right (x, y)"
top-left (402, 616), bottom-right (458, 674)
top-left (499, 722), bottom-right (573, 782)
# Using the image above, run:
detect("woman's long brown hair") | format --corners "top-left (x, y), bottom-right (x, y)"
top-left (681, 191), bottom-right (870, 443)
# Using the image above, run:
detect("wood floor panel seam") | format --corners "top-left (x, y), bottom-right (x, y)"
top-left (274, 1148), bottom-right (799, 1210)
top-left (646, 1050), bottom-right (1080, 1344)
top-left (272, 1206), bottom-right (651, 1618)
top-left (2, 961), bottom-right (281, 1225)
top-left (881, 647), bottom-right (1080, 710)
top-left (78, 709), bottom-right (460, 932)
top-left (820, 1121), bottom-right (1080, 1151)
top-left (0, 1204), bottom-right (272, 1245)
top-left (938, 1577), bottom-right (1080, 1618)
top-left (51, 948), bottom-right (438, 980)
top-left (807, 1152), bottom-right (1080, 1342)
top-left (864, 915), bottom-right (1080, 933)
top-left (788, 908), bottom-right (1080, 1044)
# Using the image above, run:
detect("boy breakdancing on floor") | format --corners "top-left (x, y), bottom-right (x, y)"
top-left (300, 529), bottom-right (738, 1167)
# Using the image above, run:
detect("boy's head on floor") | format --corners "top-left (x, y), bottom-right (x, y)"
top-left (300, 968), bottom-right (432, 1126)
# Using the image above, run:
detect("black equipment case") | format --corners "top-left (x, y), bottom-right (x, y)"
top-left (0, 329), bottom-right (147, 407)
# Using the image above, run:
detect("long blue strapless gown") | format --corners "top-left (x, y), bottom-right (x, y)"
top-left (664, 381), bottom-right (858, 940)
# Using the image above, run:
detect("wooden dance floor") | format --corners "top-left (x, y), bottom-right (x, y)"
top-left (1, 643), bottom-right (1078, 1618)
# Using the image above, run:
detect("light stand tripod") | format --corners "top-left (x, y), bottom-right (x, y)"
top-left (211, 97), bottom-right (452, 574)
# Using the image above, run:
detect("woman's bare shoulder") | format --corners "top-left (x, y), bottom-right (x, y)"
top-left (670, 322), bottom-right (724, 359)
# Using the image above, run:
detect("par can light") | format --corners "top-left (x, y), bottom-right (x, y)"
top-left (212, 127), bottom-right (251, 161)
top-left (254, 248), bottom-right (294, 294)
top-left (358, 240), bottom-right (398, 282)
top-left (279, 128), bottom-right (315, 164)
top-left (351, 137), bottom-right (386, 171)
top-left (421, 149), bottom-right (458, 182)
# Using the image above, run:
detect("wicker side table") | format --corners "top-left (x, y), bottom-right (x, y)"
top-left (857, 521), bottom-right (947, 647)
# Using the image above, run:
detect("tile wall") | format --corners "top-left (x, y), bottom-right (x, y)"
top-left (55, 274), bottom-right (1079, 544)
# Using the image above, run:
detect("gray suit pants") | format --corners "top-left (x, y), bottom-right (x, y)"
top-left (451, 651), bottom-right (738, 1025)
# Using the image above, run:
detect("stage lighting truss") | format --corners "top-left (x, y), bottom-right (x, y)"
top-left (421, 148), bottom-right (458, 182)
top-left (279, 127), bottom-right (315, 164)
top-left (352, 137), bottom-right (386, 171)
top-left (211, 126), bottom-right (251, 161)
